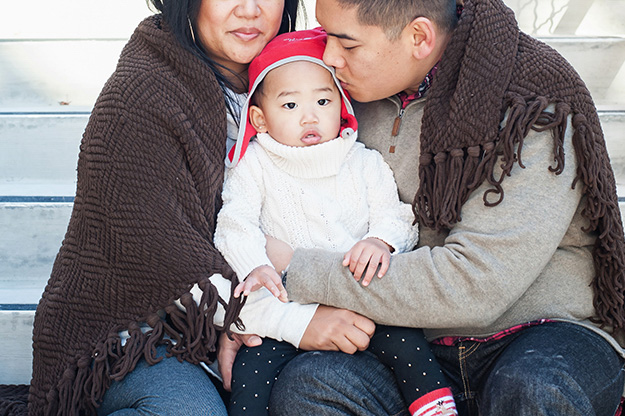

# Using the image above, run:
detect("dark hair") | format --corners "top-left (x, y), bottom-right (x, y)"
top-left (336, 0), bottom-right (457, 39)
top-left (147, 0), bottom-right (303, 120)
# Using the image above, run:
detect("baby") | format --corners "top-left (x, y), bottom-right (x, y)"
top-left (216, 28), bottom-right (457, 416)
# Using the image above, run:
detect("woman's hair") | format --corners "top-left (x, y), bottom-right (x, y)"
top-left (147, 0), bottom-right (304, 121)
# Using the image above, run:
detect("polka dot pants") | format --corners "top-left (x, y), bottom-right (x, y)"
top-left (229, 338), bottom-right (299, 415)
top-left (369, 325), bottom-right (448, 405)
top-left (229, 326), bottom-right (448, 415)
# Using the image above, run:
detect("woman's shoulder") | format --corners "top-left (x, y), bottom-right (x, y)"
top-left (95, 16), bottom-right (222, 113)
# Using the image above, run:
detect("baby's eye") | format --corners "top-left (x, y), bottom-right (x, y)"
top-left (317, 99), bottom-right (330, 106)
top-left (282, 102), bottom-right (297, 110)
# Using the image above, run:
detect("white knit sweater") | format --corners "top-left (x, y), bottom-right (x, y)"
top-left (215, 132), bottom-right (418, 281)
top-left (211, 132), bottom-right (418, 346)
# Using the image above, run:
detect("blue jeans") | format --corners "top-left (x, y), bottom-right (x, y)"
top-left (269, 322), bottom-right (625, 416)
top-left (97, 346), bottom-right (227, 415)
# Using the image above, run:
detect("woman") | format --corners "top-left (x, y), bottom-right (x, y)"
top-left (27, 0), bottom-right (301, 414)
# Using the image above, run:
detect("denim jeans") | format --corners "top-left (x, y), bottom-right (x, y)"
top-left (97, 346), bottom-right (228, 415)
top-left (269, 350), bottom-right (410, 416)
top-left (269, 322), bottom-right (624, 416)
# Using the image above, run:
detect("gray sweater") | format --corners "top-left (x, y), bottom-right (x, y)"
top-left (286, 96), bottom-right (625, 359)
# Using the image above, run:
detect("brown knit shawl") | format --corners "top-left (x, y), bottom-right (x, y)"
top-left (415, 0), bottom-right (625, 333)
top-left (26, 15), bottom-right (244, 415)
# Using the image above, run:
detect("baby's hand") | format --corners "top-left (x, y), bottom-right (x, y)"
top-left (234, 265), bottom-right (288, 302)
top-left (343, 237), bottom-right (392, 287)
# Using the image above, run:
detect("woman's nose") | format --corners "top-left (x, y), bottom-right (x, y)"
top-left (234, 0), bottom-right (261, 18)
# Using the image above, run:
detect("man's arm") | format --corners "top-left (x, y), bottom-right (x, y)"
top-left (286, 120), bottom-right (583, 328)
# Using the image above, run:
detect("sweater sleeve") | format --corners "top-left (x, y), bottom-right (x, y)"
top-left (214, 147), bottom-right (275, 281)
top-left (213, 147), bottom-right (319, 347)
top-left (359, 148), bottom-right (419, 253)
top-left (185, 275), bottom-right (318, 348)
top-left (286, 119), bottom-right (582, 329)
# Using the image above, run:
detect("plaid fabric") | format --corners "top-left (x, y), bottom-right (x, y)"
top-left (432, 319), bottom-right (554, 346)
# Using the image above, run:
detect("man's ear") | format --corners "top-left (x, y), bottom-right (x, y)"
top-left (406, 17), bottom-right (437, 60)
top-left (249, 105), bottom-right (268, 133)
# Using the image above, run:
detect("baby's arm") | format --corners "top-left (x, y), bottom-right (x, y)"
top-left (215, 147), bottom-right (277, 282)
top-left (234, 264), bottom-right (288, 302)
top-left (343, 148), bottom-right (418, 286)
top-left (343, 237), bottom-right (392, 286)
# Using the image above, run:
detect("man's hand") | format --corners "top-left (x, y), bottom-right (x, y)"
top-left (343, 237), bottom-right (392, 286)
top-left (298, 305), bottom-right (375, 354)
top-left (265, 235), bottom-right (293, 273)
top-left (217, 332), bottom-right (263, 391)
top-left (234, 265), bottom-right (288, 302)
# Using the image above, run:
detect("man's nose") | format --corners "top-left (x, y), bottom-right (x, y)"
top-left (323, 39), bottom-right (346, 69)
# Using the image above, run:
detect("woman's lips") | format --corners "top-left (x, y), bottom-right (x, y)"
top-left (232, 28), bottom-right (261, 41)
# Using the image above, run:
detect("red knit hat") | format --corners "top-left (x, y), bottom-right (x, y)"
top-left (226, 28), bottom-right (358, 167)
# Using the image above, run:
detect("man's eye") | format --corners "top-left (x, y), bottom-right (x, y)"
top-left (318, 99), bottom-right (330, 106)
top-left (282, 102), bottom-right (297, 109)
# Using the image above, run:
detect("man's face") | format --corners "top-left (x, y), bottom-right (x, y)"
top-left (316, 0), bottom-right (426, 102)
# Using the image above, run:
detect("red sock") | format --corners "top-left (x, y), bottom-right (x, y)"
top-left (408, 387), bottom-right (457, 416)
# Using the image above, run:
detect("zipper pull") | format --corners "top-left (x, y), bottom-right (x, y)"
top-left (390, 108), bottom-right (404, 153)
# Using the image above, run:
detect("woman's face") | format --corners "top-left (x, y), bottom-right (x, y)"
top-left (196, 0), bottom-right (285, 77)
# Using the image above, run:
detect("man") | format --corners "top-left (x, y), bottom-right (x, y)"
top-left (266, 0), bottom-right (625, 415)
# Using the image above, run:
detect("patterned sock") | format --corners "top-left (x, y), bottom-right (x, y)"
top-left (409, 387), bottom-right (457, 416)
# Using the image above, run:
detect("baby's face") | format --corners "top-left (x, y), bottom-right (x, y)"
top-left (251, 61), bottom-right (342, 147)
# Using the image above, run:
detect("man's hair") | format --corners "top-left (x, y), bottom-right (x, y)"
top-left (336, 0), bottom-right (458, 39)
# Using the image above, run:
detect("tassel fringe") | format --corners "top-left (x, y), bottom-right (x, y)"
top-left (44, 274), bottom-right (245, 415)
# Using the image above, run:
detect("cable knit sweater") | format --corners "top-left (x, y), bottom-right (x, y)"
top-left (215, 131), bottom-right (418, 285)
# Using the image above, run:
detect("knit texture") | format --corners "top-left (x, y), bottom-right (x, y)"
top-left (22, 15), bottom-right (244, 415)
top-left (215, 132), bottom-right (418, 281)
top-left (0, 386), bottom-right (29, 416)
top-left (414, 0), bottom-right (625, 332)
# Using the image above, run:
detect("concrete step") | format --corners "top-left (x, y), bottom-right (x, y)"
top-left (0, 109), bottom-right (623, 196)
top-left (0, 114), bottom-right (85, 196)
top-left (603, 112), bottom-right (625, 195)
top-left (0, 310), bottom-right (34, 385)
top-left (0, 40), bottom-right (127, 112)
top-left (0, 202), bottom-right (73, 305)
top-left (0, 38), bottom-right (623, 112)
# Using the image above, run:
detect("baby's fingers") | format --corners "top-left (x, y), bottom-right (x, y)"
top-left (377, 255), bottom-right (390, 278)
top-left (342, 252), bottom-right (351, 267)
top-left (234, 281), bottom-right (246, 298)
top-left (361, 257), bottom-right (378, 287)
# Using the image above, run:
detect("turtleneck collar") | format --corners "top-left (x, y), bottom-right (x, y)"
top-left (255, 132), bottom-right (359, 179)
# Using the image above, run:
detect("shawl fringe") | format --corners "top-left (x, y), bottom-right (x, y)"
top-left (416, 91), bottom-right (625, 333)
top-left (414, 94), bottom-right (565, 230)
top-left (413, 0), bottom-right (625, 334)
top-left (44, 276), bottom-right (245, 416)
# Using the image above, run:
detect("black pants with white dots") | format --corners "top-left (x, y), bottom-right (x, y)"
top-left (229, 325), bottom-right (447, 415)
top-left (369, 325), bottom-right (449, 405)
